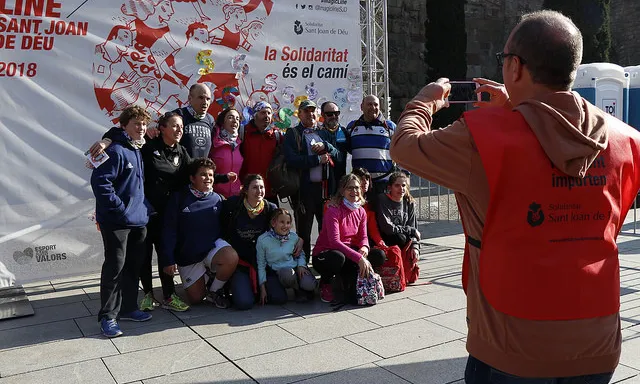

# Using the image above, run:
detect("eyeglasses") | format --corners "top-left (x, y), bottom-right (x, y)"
top-left (344, 186), bottom-right (360, 191)
top-left (495, 51), bottom-right (527, 68)
top-left (323, 111), bottom-right (340, 117)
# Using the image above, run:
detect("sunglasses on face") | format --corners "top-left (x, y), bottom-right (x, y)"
top-left (324, 111), bottom-right (340, 117)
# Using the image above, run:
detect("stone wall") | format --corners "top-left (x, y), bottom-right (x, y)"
top-left (386, 0), bottom-right (428, 121)
top-left (385, 0), bottom-right (640, 120)
top-left (610, 0), bottom-right (640, 67)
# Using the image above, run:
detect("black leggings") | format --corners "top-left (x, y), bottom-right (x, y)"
top-left (140, 215), bottom-right (175, 299)
top-left (312, 248), bottom-right (385, 303)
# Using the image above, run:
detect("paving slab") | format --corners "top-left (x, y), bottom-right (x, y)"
top-left (295, 362), bottom-right (411, 384)
top-left (142, 362), bottom-right (254, 384)
top-left (279, 311), bottom-right (379, 344)
top-left (206, 325), bottom-right (306, 360)
top-left (410, 287), bottom-right (467, 312)
top-left (0, 319), bottom-right (82, 352)
top-left (185, 305), bottom-right (301, 338)
top-left (376, 340), bottom-right (468, 384)
top-left (74, 308), bottom-right (179, 337)
top-left (103, 340), bottom-right (225, 383)
top-left (376, 285), bottom-right (436, 303)
top-left (426, 308), bottom-right (468, 335)
top-left (621, 329), bottom-right (640, 370)
top-left (110, 320), bottom-right (200, 354)
top-left (612, 364), bottom-right (640, 384)
top-left (348, 298), bottom-right (442, 327)
top-left (28, 288), bottom-right (90, 309)
top-left (82, 299), bottom-right (102, 316)
top-left (346, 319), bottom-right (464, 359)
top-left (0, 336), bottom-right (118, 376)
top-left (235, 338), bottom-right (380, 384)
top-left (0, 302), bottom-right (89, 331)
top-left (282, 299), bottom-right (338, 318)
top-left (0, 358), bottom-right (115, 384)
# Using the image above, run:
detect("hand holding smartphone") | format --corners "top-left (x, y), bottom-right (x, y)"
top-left (447, 81), bottom-right (481, 104)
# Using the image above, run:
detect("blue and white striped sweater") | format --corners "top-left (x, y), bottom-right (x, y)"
top-left (346, 117), bottom-right (396, 180)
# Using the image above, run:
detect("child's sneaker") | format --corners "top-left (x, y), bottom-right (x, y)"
top-left (119, 310), bottom-right (152, 322)
top-left (320, 282), bottom-right (334, 303)
top-left (139, 292), bottom-right (156, 312)
top-left (209, 288), bottom-right (231, 309)
top-left (162, 293), bottom-right (190, 312)
top-left (100, 318), bottom-right (123, 338)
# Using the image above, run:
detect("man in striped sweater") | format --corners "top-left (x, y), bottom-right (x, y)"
top-left (345, 95), bottom-right (397, 198)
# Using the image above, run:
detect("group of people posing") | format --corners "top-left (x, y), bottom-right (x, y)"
top-left (88, 83), bottom-right (421, 338)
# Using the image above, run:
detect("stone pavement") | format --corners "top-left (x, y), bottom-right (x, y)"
top-left (1, 216), bottom-right (640, 383)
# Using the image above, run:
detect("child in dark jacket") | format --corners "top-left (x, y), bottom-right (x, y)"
top-left (90, 106), bottom-right (152, 338)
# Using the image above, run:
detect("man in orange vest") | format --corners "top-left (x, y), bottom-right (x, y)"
top-left (390, 10), bottom-right (640, 384)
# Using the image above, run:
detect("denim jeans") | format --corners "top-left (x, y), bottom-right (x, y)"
top-left (230, 268), bottom-right (288, 310)
top-left (465, 356), bottom-right (613, 384)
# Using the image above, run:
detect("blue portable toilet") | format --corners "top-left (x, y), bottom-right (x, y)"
top-left (625, 66), bottom-right (640, 131)
top-left (573, 63), bottom-right (629, 123)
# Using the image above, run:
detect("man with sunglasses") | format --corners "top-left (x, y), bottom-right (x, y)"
top-left (320, 101), bottom-right (348, 194)
top-left (391, 10), bottom-right (640, 384)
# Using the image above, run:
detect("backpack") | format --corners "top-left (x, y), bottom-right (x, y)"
top-left (355, 270), bottom-right (385, 305)
top-left (377, 245), bottom-right (406, 293)
top-left (267, 128), bottom-right (302, 199)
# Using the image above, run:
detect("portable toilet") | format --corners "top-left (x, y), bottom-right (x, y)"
top-left (625, 65), bottom-right (640, 130)
top-left (573, 63), bottom-right (629, 123)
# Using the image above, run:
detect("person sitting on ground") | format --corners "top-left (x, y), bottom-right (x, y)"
top-left (376, 171), bottom-right (421, 283)
top-left (256, 208), bottom-right (316, 305)
top-left (312, 174), bottom-right (385, 304)
top-left (221, 174), bottom-right (303, 309)
top-left (161, 158), bottom-right (239, 308)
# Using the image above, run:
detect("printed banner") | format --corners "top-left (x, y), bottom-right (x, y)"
top-left (0, 0), bottom-right (362, 283)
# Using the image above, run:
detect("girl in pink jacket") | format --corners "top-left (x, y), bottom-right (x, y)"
top-left (210, 108), bottom-right (243, 197)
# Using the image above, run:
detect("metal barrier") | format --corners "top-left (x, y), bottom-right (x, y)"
top-left (410, 176), bottom-right (460, 222)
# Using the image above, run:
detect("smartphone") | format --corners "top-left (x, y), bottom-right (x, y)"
top-left (447, 81), bottom-right (480, 104)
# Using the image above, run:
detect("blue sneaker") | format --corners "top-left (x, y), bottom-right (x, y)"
top-left (119, 310), bottom-right (152, 322)
top-left (100, 319), bottom-right (123, 338)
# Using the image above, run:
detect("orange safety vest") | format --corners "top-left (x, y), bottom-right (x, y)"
top-left (463, 107), bottom-right (640, 321)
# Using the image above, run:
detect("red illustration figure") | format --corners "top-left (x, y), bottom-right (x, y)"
top-left (93, 25), bottom-right (137, 113)
top-left (122, 0), bottom-right (190, 88)
top-left (110, 76), bottom-right (161, 117)
top-left (240, 20), bottom-right (263, 51)
top-left (209, 4), bottom-right (247, 50)
top-left (174, 0), bottom-right (210, 21)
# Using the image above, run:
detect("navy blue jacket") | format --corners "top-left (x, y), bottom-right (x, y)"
top-left (283, 124), bottom-right (339, 193)
top-left (161, 187), bottom-right (224, 267)
top-left (91, 129), bottom-right (148, 228)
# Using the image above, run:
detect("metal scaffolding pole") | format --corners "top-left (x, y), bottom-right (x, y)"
top-left (360, 0), bottom-right (390, 117)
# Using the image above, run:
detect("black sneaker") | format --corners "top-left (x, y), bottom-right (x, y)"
top-left (209, 288), bottom-right (231, 309)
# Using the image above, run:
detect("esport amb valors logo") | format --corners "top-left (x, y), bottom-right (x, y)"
top-left (13, 244), bottom-right (67, 265)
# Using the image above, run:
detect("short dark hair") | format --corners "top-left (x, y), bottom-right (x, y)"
top-left (188, 157), bottom-right (216, 177)
top-left (119, 105), bottom-right (151, 127)
top-left (239, 174), bottom-right (264, 200)
top-left (351, 167), bottom-right (371, 184)
top-left (507, 10), bottom-right (583, 90)
top-left (320, 101), bottom-right (338, 114)
top-left (216, 107), bottom-right (238, 129)
top-left (157, 111), bottom-right (181, 128)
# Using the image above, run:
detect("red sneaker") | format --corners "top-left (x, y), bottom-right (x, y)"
top-left (320, 282), bottom-right (334, 303)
